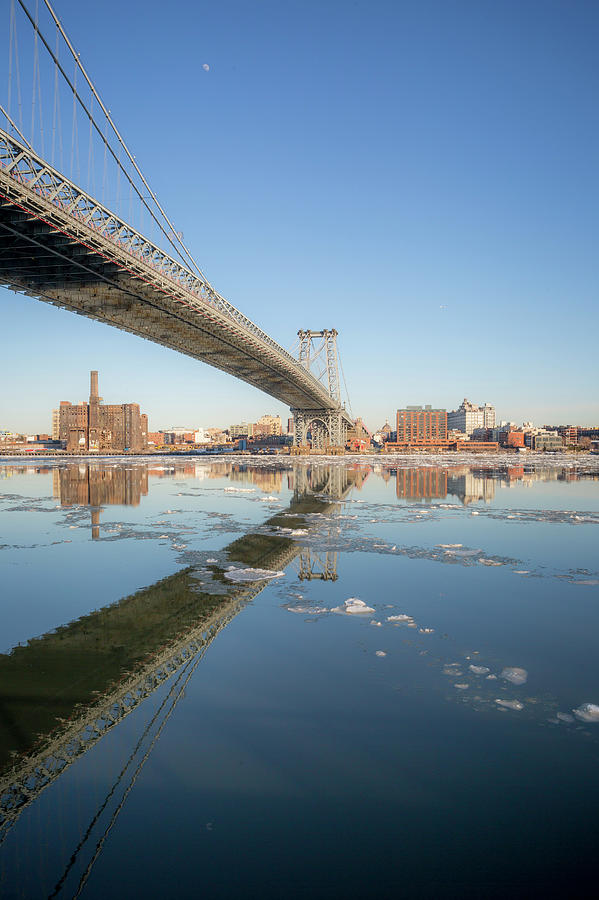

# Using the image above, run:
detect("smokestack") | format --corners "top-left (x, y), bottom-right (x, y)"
top-left (90, 370), bottom-right (99, 401)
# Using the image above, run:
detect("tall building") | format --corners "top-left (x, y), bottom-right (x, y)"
top-left (447, 399), bottom-right (496, 435)
top-left (395, 406), bottom-right (448, 446)
top-left (51, 409), bottom-right (60, 441)
top-left (58, 371), bottom-right (148, 453)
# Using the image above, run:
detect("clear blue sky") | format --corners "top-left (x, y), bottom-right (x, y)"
top-left (1, 0), bottom-right (598, 432)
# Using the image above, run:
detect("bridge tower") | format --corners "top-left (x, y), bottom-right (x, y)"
top-left (292, 330), bottom-right (348, 450)
top-left (298, 549), bottom-right (339, 581)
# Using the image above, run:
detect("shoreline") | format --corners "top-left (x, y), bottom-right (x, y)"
top-left (0, 450), bottom-right (597, 469)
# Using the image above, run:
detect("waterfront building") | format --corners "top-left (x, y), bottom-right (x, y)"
top-left (447, 399), bottom-right (496, 435)
top-left (230, 423), bottom-right (254, 440)
top-left (254, 414), bottom-right (282, 437)
top-left (558, 426), bottom-right (578, 446)
top-left (394, 405), bottom-right (448, 447)
top-left (58, 371), bottom-right (148, 453)
top-left (535, 432), bottom-right (563, 451)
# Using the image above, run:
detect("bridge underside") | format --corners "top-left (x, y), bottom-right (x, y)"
top-left (0, 187), bottom-right (343, 416)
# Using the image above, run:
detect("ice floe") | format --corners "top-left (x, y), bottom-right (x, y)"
top-left (224, 567), bottom-right (285, 582)
top-left (286, 605), bottom-right (328, 615)
top-left (501, 667), bottom-right (528, 685)
top-left (454, 683), bottom-right (469, 690)
top-left (387, 614), bottom-right (413, 623)
top-left (469, 665), bottom-right (490, 675)
top-left (332, 598), bottom-right (375, 615)
top-left (375, 650), bottom-right (387, 657)
top-left (573, 703), bottom-right (599, 723)
top-left (495, 699), bottom-right (524, 710)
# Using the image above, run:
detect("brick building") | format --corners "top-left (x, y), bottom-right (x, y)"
top-left (391, 406), bottom-right (448, 448)
top-left (58, 371), bottom-right (148, 453)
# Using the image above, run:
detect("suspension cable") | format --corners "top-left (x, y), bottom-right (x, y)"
top-left (15, 0), bottom-right (201, 274)
top-left (41, 0), bottom-right (206, 280)
top-left (0, 102), bottom-right (34, 150)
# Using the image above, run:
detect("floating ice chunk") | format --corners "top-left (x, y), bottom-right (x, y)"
top-left (370, 620), bottom-right (382, 627)
top-left (224, 487), bottom-right (255, 493)
top-left (501, 667), bottom-right (528, 685)
top-left (573, 703), bottom-right (599, 723)
top-left (419, 627), bottom-right (434, 634)
top-left (443, 665), bottom-right (462, 676)
top-left (454, 683), bottom-right (469, 690)
top-left (480, 559), bottom-right (502, 566)
top-left (471, 511), bottom-right (479, 516)
top-left (387, 614), bottom-right (412, 622)
top-left (437, 543), bottom-right (463, 548)
top-left (331, 598), bottom-right (375, 615)
top-left (259, 496), bottom-right (280, 502)
top-left (571, 579), bottom-right (599, 586)
top-left (469, 665), bottom-right (490, 675)
top-left (513, 570), bottom-right (529, 575)
top-left (375, 650), bottom-right (387, 657)
top-left (287, 605), bottom-right (327, 615)
top-left (556, 712), bottom-right (575, 723)
top-left (206, 558), bottom-right (218, 563)
top-left (486, 674), bottom-right (497, 680)
top-left (290, 529), bottom-right (308, 536)
top-left (449, 549), bottom-right (482, 557)
top-left (495, 699), bottom-right (524, 710)
top-left (224, 567), bottom-right (285, 583)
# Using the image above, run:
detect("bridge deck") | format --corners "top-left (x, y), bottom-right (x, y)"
top-left (0, 129), bottom-right (345, 413)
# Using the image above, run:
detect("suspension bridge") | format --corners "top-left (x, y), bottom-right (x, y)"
top-left (0, 0), bottom-right (354, 449)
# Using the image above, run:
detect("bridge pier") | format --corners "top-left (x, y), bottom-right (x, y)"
top-left (291, 408), bottom-right (348, 450)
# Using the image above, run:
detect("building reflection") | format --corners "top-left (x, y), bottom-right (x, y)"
top-left (389, 465), bottom-right (570, 505)
top-left (53, 463), bottom-right (149, 538)
top-left (394, 467), bottom-right (448, 500)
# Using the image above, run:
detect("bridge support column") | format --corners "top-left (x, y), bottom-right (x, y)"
top-left (291, 409), bottom-right (347, 450)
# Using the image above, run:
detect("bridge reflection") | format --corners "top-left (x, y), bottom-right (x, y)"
top-left (0, 462), bottom-right (364, 848)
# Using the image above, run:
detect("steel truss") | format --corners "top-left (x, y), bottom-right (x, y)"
top-left (0, 128), bottom-right (341, 412)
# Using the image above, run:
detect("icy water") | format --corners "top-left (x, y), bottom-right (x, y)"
top-left (1, 456), bottom-right (599, 899)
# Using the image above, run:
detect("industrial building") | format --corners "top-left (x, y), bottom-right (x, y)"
top-left (58, 371), bottom-right (148, 453)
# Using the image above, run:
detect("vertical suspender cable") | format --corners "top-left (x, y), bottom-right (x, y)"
top-left (30, 0), bottom-right (39, 145)
top-left (69, 58), bottom-right (76, 179)
top-left (8, 0), bottom-right (14, 121)
top-left (35, 1), bottom-right (45, 157)
top-left (87, 93), bottom-right (93, 194)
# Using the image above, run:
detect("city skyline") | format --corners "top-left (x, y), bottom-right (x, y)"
top-left (2, 0), bottom-right (598, 431)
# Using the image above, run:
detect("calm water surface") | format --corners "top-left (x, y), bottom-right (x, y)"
top-left (1, 456), bottom-right (599, 898)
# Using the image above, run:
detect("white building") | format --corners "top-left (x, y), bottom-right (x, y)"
top-left (447, 399), bottom-right (496, 435)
